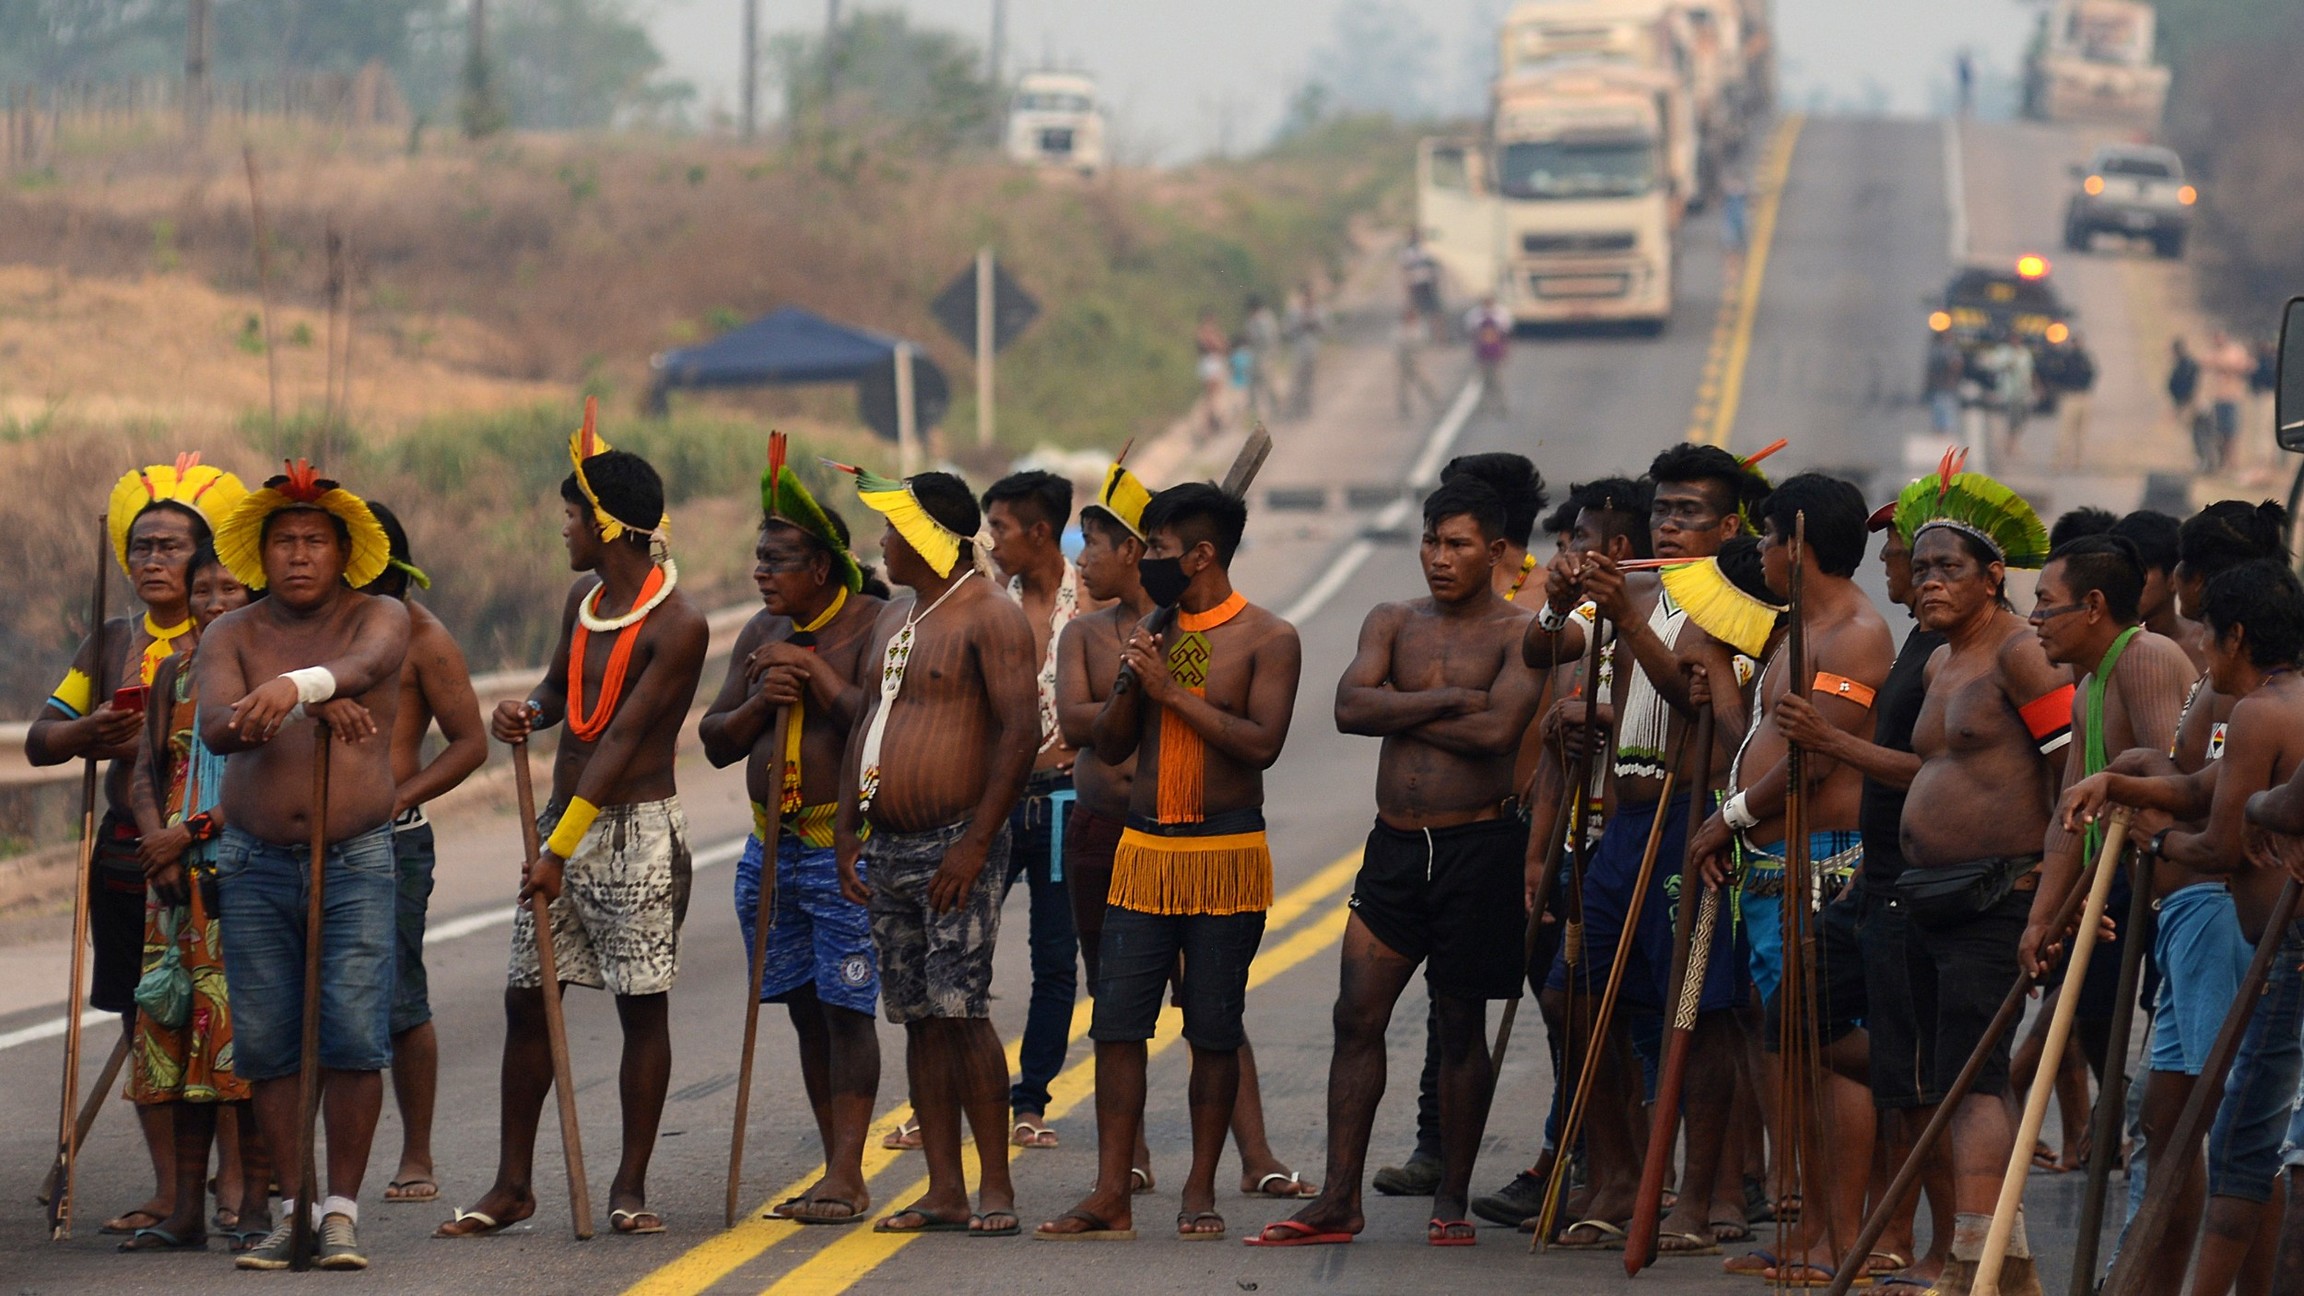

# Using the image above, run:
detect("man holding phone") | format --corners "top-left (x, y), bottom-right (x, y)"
top-left (26, 457), bottom-right (245, 1237)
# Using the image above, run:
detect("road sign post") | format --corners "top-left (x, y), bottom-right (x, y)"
top-left (977, 247), bottom-right (995, 448)
top-left (933, 254), bottom-right (1038, 452)
top-left (895, 341), bottom-right (920, 475)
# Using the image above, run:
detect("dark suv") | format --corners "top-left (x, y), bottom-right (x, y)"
top-left (1923, 260), bottom-right (2075, 400)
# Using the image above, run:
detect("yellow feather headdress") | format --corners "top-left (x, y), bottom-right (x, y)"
top-left (107, 453), bottom-right (247, 571)
top-left (1083, 438), bottom-right (1153, 540)
top-left (569, 395), bottom-right (670, 548)
top-left (213, 459), bottom-right (392, 591)
top-left (823, 460), bottom-right (993, 581)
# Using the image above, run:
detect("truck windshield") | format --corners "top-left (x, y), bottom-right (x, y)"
top-left (1496, 138), bottom-right (1656, 200)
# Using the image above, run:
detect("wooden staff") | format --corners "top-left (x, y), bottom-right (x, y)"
top-left (290, 732), bottom-right (330, 1271)
top-left (37, 1034), bottom-right (130, 1206)
top-left (1823, 868), bottom-right (2103, 1294)
top-left (1490, 664), bottom-right (1567, 1074)
top-left (2102, 875), bottom-right (2304, 1296)
top-left (1535, 724), bottom-right (1690, 1252)
top-left (47, 515), bottom-right (108, 1241)
top-left (515, 739), bottom-right (595, 1241)
top-left (1974, 812), bottom-right (2132, 1293)
top-left (1528, 606), bottom-right (1610, 1247)
top-left (2068, 851), bottom-right (2156, 1296)
top-left (727, 705), bottom-right (794, 1226)
top-left (1626, 708), bottom-right (1717, 1273)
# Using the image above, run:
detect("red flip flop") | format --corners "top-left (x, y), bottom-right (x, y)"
top-left (1428, 1218), bottom-right (1478, 1247)
top-left (1244, 1220), bottom-right (1356, 1247)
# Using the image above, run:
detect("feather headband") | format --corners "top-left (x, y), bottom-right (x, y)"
top-left (1893, 447), bottom-right (2049, 569)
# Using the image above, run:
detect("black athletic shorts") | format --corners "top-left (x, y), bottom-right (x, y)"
top-left (1349, 815), bottom-right (1530, 1001)
top-left (90, 809), bottom-right (147, 1015)
top-left (1762, 876), bottom-right (1869, 1051)
top-left (1905, 876), bottom-right (2033, 1101)
top-left (1861, 889), bottom-right (1938, 1110)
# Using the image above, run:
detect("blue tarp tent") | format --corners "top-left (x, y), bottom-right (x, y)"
top-left (646, 306), bottom-right (949, 441)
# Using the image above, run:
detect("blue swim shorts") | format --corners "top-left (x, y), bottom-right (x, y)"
top-left (735, 832), bottom-right (879, 1017)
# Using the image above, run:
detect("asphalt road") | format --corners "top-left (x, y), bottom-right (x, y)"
top-left (0, 112), bottom-right (2165, 1295)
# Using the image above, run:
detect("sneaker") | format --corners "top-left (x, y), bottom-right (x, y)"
top-left (234, 1218), bottom-right (301, 1270)
top-left (1471, 1169), bottom-right (1550, 1227)
top-left (316, 1214), bottom-right (368, 1271)
top-left (1371, 1151), bottom-right (1442, 1197)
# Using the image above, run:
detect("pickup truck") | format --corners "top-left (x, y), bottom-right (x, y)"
top-left (2063, 143), bottom-right (2195, 258)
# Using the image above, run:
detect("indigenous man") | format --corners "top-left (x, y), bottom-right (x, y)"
top-left (28, 457), bottom-right (245, 1238)
top-left (1527, 445), bottom-right (1760, 1251)
top-left (2111, 509), bottom-right (2203, 671)
top-left (1774, 501), bottom-right (1952, 1284)
top-left (451, 418), bottom-right (708, 1238)
top-left (1040, 483), bottom-right (1302, 1243)
top-left (981, 469), bottom-right (1101, 1149)
top-left (2064, 558), bottom-right (2304, 1296)
top-left (1373, 452), bottom-right (1547, 1197)
top-left (1266, 478), bottom-right (1542, 1247)
top-left (197, 462), bottom-right (411, 1269)
top-left (1689, 473), bottom-right (1895, 1284)
top-left (699, 437), bottom-right (886, 1224)
top-left (1883, 458), bottom-right (2064, 1296)
top-left (832, 467), bottom-right (1037, 1237)
top-left (356, 503), bottom-right (487, 1207)
top-left (1055, 457), bottom-right (1312, 1200)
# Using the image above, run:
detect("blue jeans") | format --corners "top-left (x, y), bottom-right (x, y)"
top-left (1931, 389), bottom-right (1960, 436)
top-left (2206, 922), bottom-right (2304, 1203)
top-left (217, 823), bottom-right (398, 1081)
top-left (1006, 779), bottom-right (1079, 1116)
top-left (389, 815), bottom-right (436, 1036)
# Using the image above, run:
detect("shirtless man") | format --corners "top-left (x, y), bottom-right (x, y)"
top-left (28, 458), bottom-right (245, 1237)
top-left (452, 436), bottom-right (708, 1238)
top-left (1889, 477), bottom-right (2066, 1296)
top-left (196, 465), bottom-right (412, 1269)
top-left (1055, 460), bottom-right (1312, 1200)
top-left (1038, 483), bottom-right (1301, 1243)
top-left (356, 504), bottom-right (487, 1207)
top-left (2062, 559), bottom-right (2304, 1296)
top-left (1374, 452), bottom-right (1547, 1197)
top-left (1528, 445), bottom-right (1758, 1250)
top-left (833, 469), bottom-right (1037, 1238)
top-left (1689, 474), bottom-right (1895, 1284)
top-left (1269, 478), bottom-right (1542, 1247)
top-left (2111, 509), bottom-right (2204, 671)
top-left (699, 451), bottom-right (885, 1223)
top-left (983, 469), bottom-right (1103, 1148)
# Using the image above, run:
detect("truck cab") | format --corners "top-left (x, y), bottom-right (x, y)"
top-left (1496, 0), bottom-right (1708, 211)
top-left (1004, 71), bottom-right (1104, 175)
top-left (2023, 0), bottom-right (2169, 130)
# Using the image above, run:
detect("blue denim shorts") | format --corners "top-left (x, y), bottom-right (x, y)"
top-left (217, 823), bottom-right (398, 1081)
top-left (736, 833), bottom-right (878, 1017)
top-left (389, 813), bottom-right (437, 1037)
top-left (2208, 922), bottom-right (2304, 1202)
top-left (2148, 883), bottom-right (2247, 1076)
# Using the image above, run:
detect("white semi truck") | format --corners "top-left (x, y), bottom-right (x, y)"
top-left (2023, 0), bottom-right (2169, 130)
top-left (1004, 71), bottom-right (1104, 175)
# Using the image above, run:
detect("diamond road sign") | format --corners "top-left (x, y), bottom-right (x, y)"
top-left (931, 259), bottom-right (1040, 353)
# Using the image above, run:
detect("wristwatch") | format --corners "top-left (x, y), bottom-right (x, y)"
top-left (2145, 827), bottom-right (2175, 860)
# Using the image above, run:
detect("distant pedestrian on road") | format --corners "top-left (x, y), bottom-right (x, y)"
top-left (1195, 309), bottom-right (1229, 441)
top-left (1927, 331), bottom-right (1966, 438)
top-left (1285, 283), bottom-right (1324, 419)
top-left (1983, 334), bottom-right (2034, 460)
top-left (1400, 231), bottom-right (1444, 336)
top-left (1719, 175), bottom-right (1750, 283)
top-left (2042, 335), bottom-right (2098, 469)
top-left (1393, 303), bottom-right (1441, 418)
top-left (2207, 328), bottom-right (2254, 472)
top-left (1956, 48), bottom-right (1975, 116)
top-left (2168, 337), bottom-right (2209, 471)
top-left (1244, 295), bottom-right (1282, 419)
top-left (1465, 298), bottom-right (1511, 417)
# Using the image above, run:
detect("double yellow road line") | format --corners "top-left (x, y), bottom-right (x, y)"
top-left (623, 848), bottom-right (1364, 1296)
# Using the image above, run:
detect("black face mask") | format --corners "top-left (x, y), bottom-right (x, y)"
top-left (1139, 555), bottom-right (1191, 608)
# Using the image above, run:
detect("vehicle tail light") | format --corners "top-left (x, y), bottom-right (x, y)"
top-left (2045, 322), bottom-right (2071, 344)
top-left (1928, 311), bottom-right (1952, 332)
top-left (2083, 175), bottom-right (2105, 196)
top-left (2178, 185), bottom-right (2197, 205)
top-left (2015, 255), bottom-right (2050, 280)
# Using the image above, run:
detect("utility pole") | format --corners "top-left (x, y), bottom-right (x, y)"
top-left (184, 0), bottom-right (210, 145)
top-left (823, 0), bottom-right (840, 124)
top-left (988, 0), bottom-right (1006, 89)
top-left (976, 247), bottom-right (995, 449)
top-left (740, 0), bottom-right (758, 139)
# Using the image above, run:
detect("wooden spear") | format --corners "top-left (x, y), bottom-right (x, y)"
top-left (46, 515), bottom-right (108, 1241)
top-left (727, 705), bottom-right (794, 1226)
top-left (290, 732), bottom-right (330, 1271)
top-left (2067, 852), bottom-right (2155, 1296)
top-left (514, 739), bottom-right (595, 1240)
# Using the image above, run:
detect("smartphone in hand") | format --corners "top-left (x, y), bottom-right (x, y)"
top-left (111, 684), bottom-right (149, 716)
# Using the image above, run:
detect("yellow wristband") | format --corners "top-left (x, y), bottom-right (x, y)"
top-left (545, 797), bottom-right (599, 859)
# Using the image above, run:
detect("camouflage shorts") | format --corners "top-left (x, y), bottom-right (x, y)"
top-left (865, 821), bottom-right (1010, 1025)
top-left (511, 798), bottom-right (691, 997)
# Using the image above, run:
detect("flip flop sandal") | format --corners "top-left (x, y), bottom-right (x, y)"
top-left (435, 1208), bottom-right (525, 1238)
top-left (1551, 1218), bottom-right (1628, 1251)
top-left (1869, 1250), bottom-right (1914, 1274)
top-left (969, 1211), bottom-right (1021, 1238)
top-left (101, 1209), bottom-right (164, 1235)
top-left (874, 1208), bottom-right (971, 1235)
top-left (1130, 1168), bottom-right (1155, 1195)
top-left (211, 1208), bottom-right (241, 1234)
top-left (1246, 1171), bottom-right (1316, 1198)
top-left (1711, 1218), bottom-right (1755, 1243)
top-left (119, 1225), bottom-right (208, 1252)
top-left (1765, 1261), bottom-right (1873, 1289)
top-left (1177, 1210), bottom-right (1227, 1241)
top-left (385, 1178), bottom-right (441, 1203)
top-left (1655, 1229), bottom-right (1721, 1256)
top-left (1033, 1209), bottom-right (1135, 1241)
top-left (1427, 1218), bottom-right (1478, 1247)
top-left (610, 1208), bottom-right (666, 1235)
top-left (789, 1198), bottom-right (867, 1226)
top-left (1011, 1117), bottom-right (1059, 1149)
top-left (882, 1120), bottom-right (921, 1151)
top-left (1723, 1248), bottom-right (1780, 1276)
top-left (1243, 1220), bottom-right (1354, 1247)
top-left (767, 1195), bottom-right (810, 1220)
top-left (228, 1227), bottom-right (271, 1254)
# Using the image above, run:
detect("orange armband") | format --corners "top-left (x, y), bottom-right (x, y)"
top-left (1811, 672), bottom-right (1877, 709)
top-left (2019, 684), bottom-right (2077, 757)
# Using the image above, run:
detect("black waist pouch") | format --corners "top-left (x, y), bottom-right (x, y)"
top-left (1897, 856), bottom-right (2036, 929)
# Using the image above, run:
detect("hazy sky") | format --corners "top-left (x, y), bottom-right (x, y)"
top-left (646, 0), bottom-right (2038, 158)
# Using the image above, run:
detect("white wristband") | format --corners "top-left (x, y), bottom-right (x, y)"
top-left (1537, 601), bottom-right (1571, 632)
top-left (282, 667), bottom-right (337, 707)
top-left (1723, 792), bottom-right (1759, 832)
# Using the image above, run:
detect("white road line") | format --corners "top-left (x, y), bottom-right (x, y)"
top-left (1278, 373), bottom-right (1483, 627)
top-left (1943, 116), bottom-right (1969, 263)
top-left (0, 837), bottom-right (749, 1054)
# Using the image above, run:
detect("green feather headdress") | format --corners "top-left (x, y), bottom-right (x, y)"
top-left (762, 431), bottom-right (863, 592)
top-left (1894, 447), bottom-right (2049, 570)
